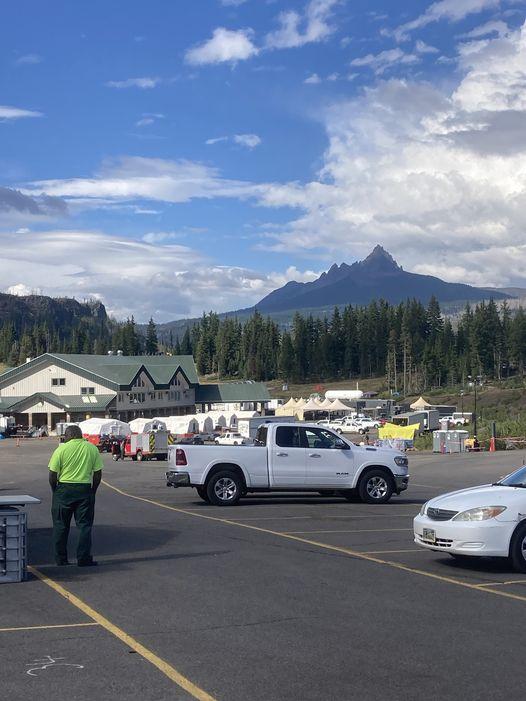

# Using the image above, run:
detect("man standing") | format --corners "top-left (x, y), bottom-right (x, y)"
top-left (48, 425), bottom-right (103, 567)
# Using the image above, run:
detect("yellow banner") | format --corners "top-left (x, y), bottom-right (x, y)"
top-left (379, 423), bottom-right (419, 439)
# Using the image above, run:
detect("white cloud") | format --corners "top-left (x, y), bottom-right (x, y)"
top-left (207, 134), bottom-right (261, 148)
top-left (233, 133), bottom-right (261, 148)
top-left (22, 156), bottom-right (266, 207)
top-left (392, 0), bottom-right (501, 42)
top-left (458, 19), bottom-right (509, 38)
top-left (206, 136), bottom-right (229, 145)
top-left (135, 112), bottom-right (165, 127)
top-left (415, 39), bottom-right (440, 54)
top-left (304, 72), bottom-right (322, 84)
top-left (6, 283), bottom-right (33, 296)
top-left (185, 27), bottom-right (258, 65)
top-left (255, 21), bottom-right (526, 289)
top-left (0, 229), bottom-right (318, 321)
top-left (106, 77), bottom-right (161, 89)
top-left (15, 53), bottom-right (42, 65)
top-left (350, 48), bottom-right (420, 74)
top-left (265, 0), bottom-right (339, 49)
top-left (0, 105), bottom-right (43, 120)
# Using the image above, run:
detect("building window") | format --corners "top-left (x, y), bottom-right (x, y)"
top-left (52, 378), bottom-right (66, 386)
top-left (81, 387), bottom-right (95, 395)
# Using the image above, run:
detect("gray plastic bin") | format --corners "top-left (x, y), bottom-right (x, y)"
top-left (0, 508), bottom-right (27, 583)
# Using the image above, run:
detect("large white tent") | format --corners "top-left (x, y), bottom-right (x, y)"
top-left (194, 414), bottom-right (214, 433)
top-left (160, 416), bottom-right (199, 434)
top-left (207, 412), bottom-right (227, 428)
top-left (78, 418), bottom-right (130, 437)
top-left (129, 418), bottom-right (167, 433)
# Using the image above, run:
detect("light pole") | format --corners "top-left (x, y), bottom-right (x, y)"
top-left (467, 375), bottom-right (482, 438)
top-left (460, 390), bottom-right (464, 416)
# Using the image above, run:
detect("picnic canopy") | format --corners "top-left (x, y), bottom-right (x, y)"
top-left (410, 396), bottom-right (432, 410)
top-left (302, 398), bottom-right (323, 412)
top-left (280, 398), bottom-right (296, 412)
top-left (330, 399), bottom-right (351, 412)
top-left (318, 398), bottom-right (334, 410)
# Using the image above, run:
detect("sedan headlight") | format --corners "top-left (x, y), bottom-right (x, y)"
top-left (419, 502), bottom-right (428, 516)
top-left (452, 506), bottom-right (507, 521)
top-left (394, 456), bottom-right (408, 468)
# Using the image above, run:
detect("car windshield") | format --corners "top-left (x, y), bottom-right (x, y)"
top-left (494, 465), bottom-right (526, 487)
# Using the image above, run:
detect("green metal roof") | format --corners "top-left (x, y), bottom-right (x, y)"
top-left (196, 382), bottom-right (271, 404)
top-left (1, 393), bottom-right (115, 413)
top-left (0, 396), bottom-right (24, 411)
top-left (0, 353), bottom-right (198, 390)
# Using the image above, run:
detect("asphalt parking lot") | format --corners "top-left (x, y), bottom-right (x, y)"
top-left (3, 440), bottom-right (526, 701)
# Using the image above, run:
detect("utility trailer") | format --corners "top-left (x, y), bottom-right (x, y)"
top-left (122, 430), bottom-right (174, 462)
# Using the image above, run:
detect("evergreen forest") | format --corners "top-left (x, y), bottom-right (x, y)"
top-left (2, 296), bottom-right (526, 393)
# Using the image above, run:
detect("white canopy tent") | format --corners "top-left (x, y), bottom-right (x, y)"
top-left (194, 415), bottom-right (214, 434)
top-left (207, 412), bottom-right (227, 429)
top-left (78, 418), bottom-right (130, 437)
top-left (329, 399), bottom-right (352, 413)
top-left (161, 416), bottom-right (199, 434)
top-left (129, 418), bottom-right (167, 433)
top-left (318, 398), bottom-right (334, 410)
top-left (410, 396), bottom-right (432, 410)
top-left (302, 398), bottom-right (324, 412)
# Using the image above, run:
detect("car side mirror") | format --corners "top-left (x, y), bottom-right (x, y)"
top-left (335, 440), bottom-right (350, 450)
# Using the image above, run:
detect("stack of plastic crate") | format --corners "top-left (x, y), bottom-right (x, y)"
top-left (0, 507), bottom-right (27, 583)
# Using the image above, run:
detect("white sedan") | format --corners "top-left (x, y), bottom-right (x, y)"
top-left (414, 465), bottom-right (526, 572)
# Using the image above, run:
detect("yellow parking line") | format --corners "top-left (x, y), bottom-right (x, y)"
top-left (283, 528), bottom-right (413, 534)
top-left (28, 566), bottom-right (217, 701)
top-left (0, 622), bottom-right (99, 633)
top-left (101, 480), bottom-right (526, 606)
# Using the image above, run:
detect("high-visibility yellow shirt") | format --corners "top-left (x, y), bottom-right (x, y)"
top-left (48, 439), bottom-right (103, 484)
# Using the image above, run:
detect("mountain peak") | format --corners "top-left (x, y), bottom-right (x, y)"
top-left (360, 245), bottom-right (400, 272)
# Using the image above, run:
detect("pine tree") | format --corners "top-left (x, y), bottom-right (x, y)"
top-left (145, 318), bottom-right (158, 355)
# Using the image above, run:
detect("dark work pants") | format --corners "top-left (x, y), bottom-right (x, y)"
top-left (51, 484), bottom-right (95, 564)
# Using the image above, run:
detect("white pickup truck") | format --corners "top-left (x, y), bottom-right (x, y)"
top-left (165, 422), bottom-right (409, 506)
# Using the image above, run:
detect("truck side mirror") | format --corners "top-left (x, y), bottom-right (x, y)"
top-left (335, 440), bottom-right (350, 450)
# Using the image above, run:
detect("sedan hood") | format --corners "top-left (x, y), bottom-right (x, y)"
top-left (427, 484), bottom-right (526, 513)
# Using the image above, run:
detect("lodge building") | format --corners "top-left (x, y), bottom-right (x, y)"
top-left (0, 353), bottom-right (271, 429)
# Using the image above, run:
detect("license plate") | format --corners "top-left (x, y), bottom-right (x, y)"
top-left (423, 528), bottom-right (436, 543)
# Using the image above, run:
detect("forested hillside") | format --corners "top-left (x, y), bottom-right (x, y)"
top-left (178, 297), bottom-right (526, 392)
top-left (0, 293), bottom-right (159, 365)
top-left (2, 292), bottom-right (526, 396)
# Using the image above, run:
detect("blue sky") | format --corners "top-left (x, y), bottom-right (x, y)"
top-left (1, 0), bottom-right (526, 321)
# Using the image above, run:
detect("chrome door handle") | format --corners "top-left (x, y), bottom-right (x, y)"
top-left (276, 452), bottom-right (288, 457)
top-left (309, 453), bottom-right (321, 458)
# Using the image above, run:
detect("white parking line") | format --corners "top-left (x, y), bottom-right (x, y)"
top-left (283, 528), bottom-right (413, 534)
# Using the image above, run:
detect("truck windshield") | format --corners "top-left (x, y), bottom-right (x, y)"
top-left (254, 426), bottom-right (268, 447)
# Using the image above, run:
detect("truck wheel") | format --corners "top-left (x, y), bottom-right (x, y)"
top-left (196, 486), bottom-right (210, 503)
top-left (206, 470), bottom-right (243, 506)
top-left (136, 451), bottom-right (143, 462)
top-left (358, 469), bottom-right (394, 504)
top-left (509, 523), bottom-right (526, 573)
